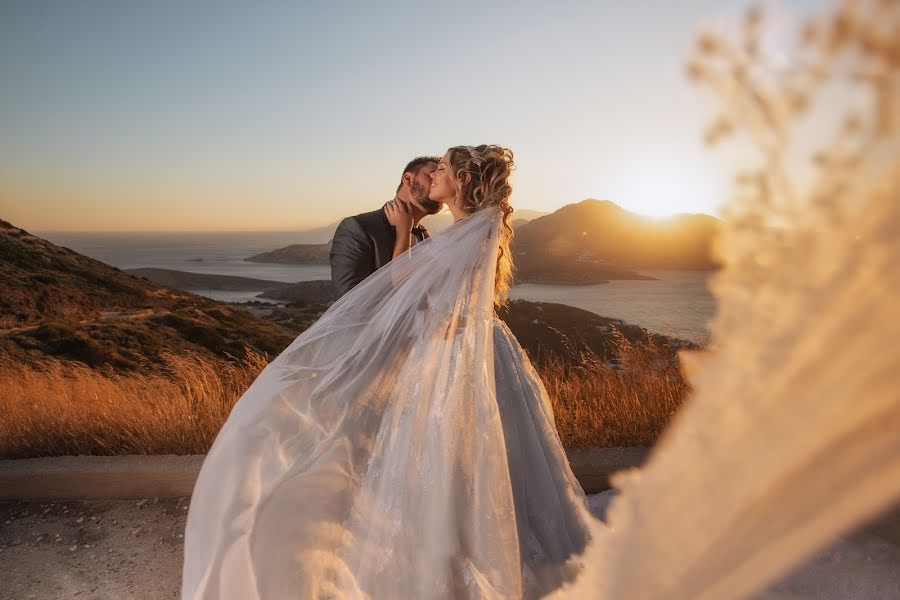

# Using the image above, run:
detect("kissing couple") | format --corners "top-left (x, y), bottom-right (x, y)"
top-left (182, 145), bottom-right (594, 599)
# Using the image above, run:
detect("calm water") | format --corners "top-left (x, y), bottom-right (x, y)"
top-left (509, 270), bottom-right (716, 343)
top-left (40, 230), bottom-right (331, 290)
top-left (39, 232), bottom-right (716, 342)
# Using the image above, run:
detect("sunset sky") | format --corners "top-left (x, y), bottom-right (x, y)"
top-left (1, 0), bottom-right (827, 232)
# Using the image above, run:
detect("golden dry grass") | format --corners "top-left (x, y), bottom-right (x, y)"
top-left (0, 339), bottom-right (689, 458)
top-left (0, 352), bottom-right (267, 459)
top-left (539, 335), bottom-right (690, 448)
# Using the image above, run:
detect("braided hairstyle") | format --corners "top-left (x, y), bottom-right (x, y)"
top-left (447, 144), bottom-right (515, 306)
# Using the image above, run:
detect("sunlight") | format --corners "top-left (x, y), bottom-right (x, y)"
top-left (600, 153), bottom-right (722, 219)
top-left (620, 172), bottom-right (709, 219)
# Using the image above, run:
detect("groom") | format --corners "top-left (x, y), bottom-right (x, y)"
top-left (330, 155), bottom-right (441, 298)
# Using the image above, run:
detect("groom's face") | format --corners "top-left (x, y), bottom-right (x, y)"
top-left (409, 162), bottom-right (441, 214)
top-left (408, 162), bottom-right (438, 202)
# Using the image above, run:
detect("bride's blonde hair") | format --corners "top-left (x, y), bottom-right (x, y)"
top-left (447, 144), bottom-right (515, 307)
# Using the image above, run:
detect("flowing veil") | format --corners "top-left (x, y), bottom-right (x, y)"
top-left (184, 183), bottom-right (899, 600)
top-left (182, 206), bottom-right (592, 599)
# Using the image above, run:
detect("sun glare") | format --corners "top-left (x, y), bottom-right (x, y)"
top-left (599, 154), bottom-right (721, 220)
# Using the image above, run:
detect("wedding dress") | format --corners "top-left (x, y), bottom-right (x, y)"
top-left (181, 206), bottom-right (594, 600)
top-left (184, 191), bottom-right (900, 600)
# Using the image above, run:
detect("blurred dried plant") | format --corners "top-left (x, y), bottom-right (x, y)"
top-left (687, 0), bottom-right (899, 218)
top-left (684, 0), bottom-right (899, 362)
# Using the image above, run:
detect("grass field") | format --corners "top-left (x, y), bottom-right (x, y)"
top-left (0, 335), bottom-right (690, 458)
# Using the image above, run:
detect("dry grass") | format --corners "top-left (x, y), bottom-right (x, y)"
top-left (539, 334), bottom-right (689, 448)
top-left (0, 337), bottom-right (688, 459)
top-left (0, 352), bottom-right (267, 459)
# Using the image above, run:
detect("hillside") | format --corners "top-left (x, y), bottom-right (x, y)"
top-left (0, 220), bottom-right (299, 370)
top-left (497, 299), bottom-right (693, 364)
top-left (513, 199), bottom-right (721, 276)
top-left (0, 217), bottom-right (694, 373)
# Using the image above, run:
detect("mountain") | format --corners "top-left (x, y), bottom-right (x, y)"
top-left (0, 220), bottom-right (299, 370)
top-left (512, 199), bottom-right (721, 279)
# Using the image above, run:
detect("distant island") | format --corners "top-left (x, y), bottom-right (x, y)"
top-left (245, 243), bottom-right (331, 265)
top-left (240, 199), bottom-right (720, 284)
top-left (513, 199), bottom-right (721, 274)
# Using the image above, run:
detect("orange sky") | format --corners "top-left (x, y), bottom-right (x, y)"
top-left (0, 1), bottom-right (827, 231)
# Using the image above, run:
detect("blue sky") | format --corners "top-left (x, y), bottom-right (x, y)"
top-left (0, 0), bottom-right (828, 230)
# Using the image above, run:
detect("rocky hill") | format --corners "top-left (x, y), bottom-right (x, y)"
top-left (0, 220), bottom-right (299, 370)
top-left (497, 299), bottom-right (694, 364)
top-left (512, 199), bottom-right (721, 279)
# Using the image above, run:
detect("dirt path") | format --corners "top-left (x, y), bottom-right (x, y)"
top-left (0, 494), bottom-right (897, 600)
top-left (0, 497), bottom-right (188, 600)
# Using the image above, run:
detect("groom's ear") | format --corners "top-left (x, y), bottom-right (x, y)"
top-left (401, 171), bottom-right (414, 188)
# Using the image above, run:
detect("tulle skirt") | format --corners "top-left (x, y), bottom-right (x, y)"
top-left (181, 318), bottom-right (592, 600)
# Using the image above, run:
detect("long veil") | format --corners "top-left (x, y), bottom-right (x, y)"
top-left (544, 168), bottom-right (900, 597)
top-left (182, 206), bottom-right (588, 599)
top-left (185, 185), bottom-right (899, 600)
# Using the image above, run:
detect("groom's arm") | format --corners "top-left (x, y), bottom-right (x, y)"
top-left (330, 217), bottom-right (374, 299)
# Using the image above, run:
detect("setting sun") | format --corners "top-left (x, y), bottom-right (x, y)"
top-left (596, 153), bottom-right (724, 220)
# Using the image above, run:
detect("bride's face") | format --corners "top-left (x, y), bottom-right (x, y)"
top-left (429, 152), bottom-right (457, 204)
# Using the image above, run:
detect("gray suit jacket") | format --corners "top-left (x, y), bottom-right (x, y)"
top-left (329, 205), bottom-right (430, 299)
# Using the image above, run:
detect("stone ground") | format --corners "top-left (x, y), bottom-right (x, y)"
top-left (0, 497), bottom-right (188, 600)
top-left (0, 494), bottom-right (897, 599)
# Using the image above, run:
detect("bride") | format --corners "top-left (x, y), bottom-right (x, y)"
top-left (181, 145), bottom-right (594, 599)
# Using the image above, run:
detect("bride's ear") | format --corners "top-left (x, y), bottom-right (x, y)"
top-left (458, 172), bottom-right (471, 188)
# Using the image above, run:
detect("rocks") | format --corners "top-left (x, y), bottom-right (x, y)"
top-left (0, 496), bottom-right (190, 599)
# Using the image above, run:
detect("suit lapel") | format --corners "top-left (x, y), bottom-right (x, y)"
top-left (372, 207), bottom-right (395, 269)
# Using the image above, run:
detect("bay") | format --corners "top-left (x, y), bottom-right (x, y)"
top-left (39, 232), bottom-right (716, 342)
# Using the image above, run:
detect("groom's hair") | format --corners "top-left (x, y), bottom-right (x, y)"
top-left (396, 155), bottom-right (441, 193)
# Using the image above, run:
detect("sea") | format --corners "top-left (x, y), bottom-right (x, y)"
top-left (40, 231), bottom-right (717, 343)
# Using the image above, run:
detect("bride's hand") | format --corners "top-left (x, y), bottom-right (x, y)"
top-left (385, 200), bottom-right (414, 233)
